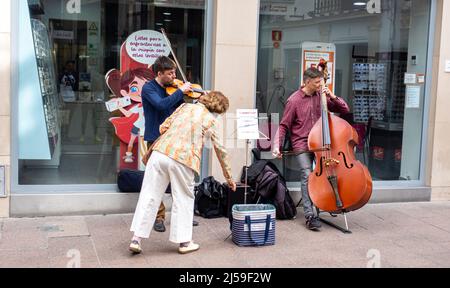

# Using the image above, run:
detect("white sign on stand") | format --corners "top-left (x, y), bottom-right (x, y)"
top-left (236, 109), bottom-right (259, 140)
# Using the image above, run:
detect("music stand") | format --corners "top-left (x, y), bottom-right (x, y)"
top-left (228, 111), bottom-right (269, 204)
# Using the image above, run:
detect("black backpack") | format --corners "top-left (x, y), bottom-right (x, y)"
top-left (252, 164), bottom-right (297, 220)
top-left (194, 176), bottom-right (227, 218)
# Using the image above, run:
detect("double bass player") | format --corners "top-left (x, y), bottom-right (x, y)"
top-left (272, 67), bottom-right (350, 231)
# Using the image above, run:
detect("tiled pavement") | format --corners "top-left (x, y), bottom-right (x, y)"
top-left (1, 201), bottom-right (450, 268)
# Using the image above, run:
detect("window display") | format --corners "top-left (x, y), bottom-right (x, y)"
top-left (256, 0), bottom-right (431, 182)
top-left (18, 0), bottom-right (206, 185)
top-left (31, 19), bottom-right (60, 156)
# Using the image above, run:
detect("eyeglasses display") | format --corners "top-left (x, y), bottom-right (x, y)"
top-left (31, 19), bottom-right (60, 155)
top-left (352, 53), bottom-right (407, 125)
top-left (352, 62), bottom-right (387, 123)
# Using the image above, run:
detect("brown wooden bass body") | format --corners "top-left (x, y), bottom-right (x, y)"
top-left (307, 107), bottom-right (372, 214)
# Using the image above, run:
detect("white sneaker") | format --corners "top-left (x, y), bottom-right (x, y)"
top-left (129, 240), bottom-right (142, 254)
top-left (178, 241), bottom-right (200, 254)
top-left (123, 152), bottom-right (134, 163)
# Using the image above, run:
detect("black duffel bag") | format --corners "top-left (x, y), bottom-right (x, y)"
top-left (194, 176), bottom-right (227, 218)
top-left (117, 169), bottom-right (144, 192)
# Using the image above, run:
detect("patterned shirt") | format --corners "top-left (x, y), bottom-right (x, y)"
top-left (152, 103), bottom-right (233, 181)
top-left (275, 89), bottom-right (350, 152)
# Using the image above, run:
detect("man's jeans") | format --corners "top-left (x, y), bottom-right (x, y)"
top-left (295, 152), bottom-right (315, 218)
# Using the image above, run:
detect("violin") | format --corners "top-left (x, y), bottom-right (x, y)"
top-left (161, 29), bottom-right (206, 99)
top-left (166, 79), bottom-right (206, 99)
top-left (307, 63), bottom-right (372, 214)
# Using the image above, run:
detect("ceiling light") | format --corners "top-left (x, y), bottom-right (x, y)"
top-left (353, 2), bottom-right (366, 6)
top-left (163, 12), bottom-right (171, 16)
top-left (164, 19), bottom-right (172, 22)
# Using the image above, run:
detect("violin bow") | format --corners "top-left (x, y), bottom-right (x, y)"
top-left (281, 147), bottom-right (329, 156)
top-left (161, 28), bottom-right (188, 83)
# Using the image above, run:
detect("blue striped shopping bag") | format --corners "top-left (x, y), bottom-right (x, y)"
top-left (231, 204), bottom-right (276, 247)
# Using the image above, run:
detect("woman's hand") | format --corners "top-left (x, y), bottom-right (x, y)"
top-left (227, 180), bottom-right (237, 192)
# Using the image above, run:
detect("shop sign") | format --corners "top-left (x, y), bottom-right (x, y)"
top-left (272, 30), bottom-right (282, 49)
top-left (405, 86), bottom-right (421, 109)
top-left (272, 30), bottom-right (282, 42)
top-left (260, 3), bottom-right (293, 15)
top-left (417, 74), bottom-right (425, 84)
top-left (153, 0), bottom-right (204, 9)
top-left (125, 30), bottom-right (170, 65)
top-left (404, 73), bottom-right (417, 84)
top-left (53, 30), bottom-right (74, 40)
top-left (88, 22), bottom-right (99, 37)
top-left (301, 42), bottom-right (336, 93)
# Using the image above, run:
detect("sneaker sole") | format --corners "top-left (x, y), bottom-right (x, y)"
top-left (307, 226), bottom-right (321, 231)
top-left (178, 247), bottom-right (200, 254)
top-left (129, 245), bottom-right (142, 254)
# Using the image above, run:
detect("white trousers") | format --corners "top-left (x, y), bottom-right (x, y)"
top-left (130, 151), bottom-right (195, 243)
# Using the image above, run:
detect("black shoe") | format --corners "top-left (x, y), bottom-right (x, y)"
top-left (192, 220), bottom-right (199, 227)
top-left (306, 216), bottom-right (322, 231)
top-left (153, 219), bottom-right (166, 232)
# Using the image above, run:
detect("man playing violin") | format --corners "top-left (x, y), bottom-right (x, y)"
top-left (141, 55), bottom-right (192, 232)
top-left (272, 67), bottom-right (349, 231)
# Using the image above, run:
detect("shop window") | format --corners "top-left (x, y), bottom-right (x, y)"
top-left (256, 0), bottom-right (431, 182)
top-left (17, 0), bottom-right (206, 185)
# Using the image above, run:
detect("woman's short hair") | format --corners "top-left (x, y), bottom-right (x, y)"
top-left (199, 91), bottom-right (229, 114)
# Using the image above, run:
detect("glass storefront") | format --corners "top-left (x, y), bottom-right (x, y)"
top-left (17, 0), bottom-right (206, 185)
top-left (256, 0), bottom-right (431, 183)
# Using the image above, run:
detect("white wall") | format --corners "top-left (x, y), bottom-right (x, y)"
top-left (0, 0), bottom-right (11, 217)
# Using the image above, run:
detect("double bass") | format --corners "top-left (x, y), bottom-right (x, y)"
top-left (307, 62), bottom-right (372, 215)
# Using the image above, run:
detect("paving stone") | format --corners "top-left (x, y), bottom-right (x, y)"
top-left (42, 216), bottom-right (89, 238)
top-left (1, 202), bottom-right (450, 267)
top-left (0, 248), bottom-right (50, 268)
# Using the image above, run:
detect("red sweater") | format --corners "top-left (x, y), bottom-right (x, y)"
top-left (275, 89), bottom-right (350, 152)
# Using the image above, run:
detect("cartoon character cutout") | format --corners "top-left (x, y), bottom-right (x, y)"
top-left (106, 67), bottom-right (154, 164)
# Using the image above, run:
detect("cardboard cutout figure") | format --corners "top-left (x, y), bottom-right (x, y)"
top-left (105, 45), bottom-right (154, 170)
top-left (105, 30), bottom-right (170, 170)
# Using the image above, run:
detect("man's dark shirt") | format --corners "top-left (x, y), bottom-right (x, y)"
top-left (275, 89), bottom-right (350, 152)
top-left (141, 79), bottom-right (184, 142)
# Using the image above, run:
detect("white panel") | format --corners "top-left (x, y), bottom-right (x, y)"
top-left (18, 0), bottom-right (51, 159)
